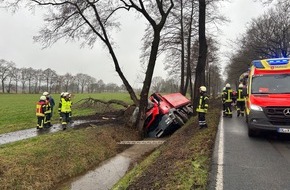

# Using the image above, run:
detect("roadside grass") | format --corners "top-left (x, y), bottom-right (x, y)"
top-left (0, 124), bottom-right (140, 190)
top-left (0, 92), bottom-right (221, 189)
top-left (113, 104), bottom-right (221, 189)
top-left (0, 93), bottom-right (132, 134)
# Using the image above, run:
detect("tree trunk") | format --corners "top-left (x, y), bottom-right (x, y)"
top-left (136, 29), bottom-right (162, 136)
top-left (1, 80), bottom-right (4, 93)
top-left (184, 0), bottom-right (194, 95)
top-left (180, 0), bottom-right (185, 95)
top-left (193, 0), bottom-right (207, 111)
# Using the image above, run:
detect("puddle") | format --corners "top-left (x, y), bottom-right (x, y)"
top-left (58, 140), bottom-right (165, 190)
top-left (70, 155), bottom-right (131, 190)
top-left (0, 120), bottom-right (98, 145)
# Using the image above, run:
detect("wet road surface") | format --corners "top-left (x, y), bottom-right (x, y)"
top-left (209, 111), bottom-right (290, 190)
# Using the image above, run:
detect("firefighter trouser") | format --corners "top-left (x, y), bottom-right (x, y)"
top-left (236, 101), bottom-right (245, 116)
top-left (69, 111), bottom-right (72, 122)
top-left (44, 113), bottom-right (51, 127)
top-left (198, 112), bottom-right (207, 128)
top-left (37, 116), bottom-right (45, 129)
top-left (61, 112), bottom-right (70, 126)
top-left (222, 102), bottom-right (226, 115)
top-left (225, 102), bottom-right (232, 116)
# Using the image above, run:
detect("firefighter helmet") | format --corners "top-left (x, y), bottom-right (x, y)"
top-left (239, 83), bottom-right (243, 88)
top-left (43, 92), bottom-right (49, 96)
top-left (225, 83), bottom-right (231, 88)
top-left (200, 86), bottom-right (207, 92)
top-left (40, 95), bottom-right (46, 101)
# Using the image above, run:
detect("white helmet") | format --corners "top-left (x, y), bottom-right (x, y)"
top-left (225, 83), bottom-right (231, 88)
top-left (43, 92), bottom-right (49, 96)
top-left (200, 86), bottom-right (207, 92)
top-left (60, 92), bottom-right (65, 96)
top-left (40, 95), bottom-right (46, 101)
top-left (63, 92), bottom-right (69, 97)
top-left (239, 83), bottom-right (243, 88)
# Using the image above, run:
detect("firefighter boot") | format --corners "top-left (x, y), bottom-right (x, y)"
top-left (62, 124), bottom-right (67, 130)
top-left (237, 110), bottom-right (240, 117)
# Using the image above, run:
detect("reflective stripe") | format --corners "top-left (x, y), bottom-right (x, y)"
top-left (196, 95), bottom-right (208, 113)
top-left (225, 89), bottom-right (233, 102)
top-left (237, 89), bottom-right (245, 101)
top-left (36, 102), bottom-right (45, 116)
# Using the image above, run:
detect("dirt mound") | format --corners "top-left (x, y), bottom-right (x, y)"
top-left (72, 105), bottom-right (136, 129)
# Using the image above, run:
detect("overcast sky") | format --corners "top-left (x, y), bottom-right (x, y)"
top-left (0, 1), bottom-right (270, 87)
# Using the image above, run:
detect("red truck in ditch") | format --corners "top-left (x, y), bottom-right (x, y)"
top-left (144, 92), bottom-right (193, 138)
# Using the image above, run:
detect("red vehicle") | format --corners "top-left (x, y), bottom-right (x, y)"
top-left (245, 58), bottom-right (290, 137)
top-left (144, 92), bottom-right (193, 137)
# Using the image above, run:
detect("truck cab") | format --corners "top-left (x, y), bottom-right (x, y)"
top-left (245, 58), bottom-right (290, 137)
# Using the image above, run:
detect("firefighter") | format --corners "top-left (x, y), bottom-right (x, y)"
top-left (222, 86), bottom-right (226, 116)
top-left (67, 93), bottom-right (73, 123)
top-left (236, 83), bottom-right (246, 117)
top-left (43, 91), bottom-right (54, 127)
top-left (59, 92), bottom-right (72, 130)
top-left (36, 95), bottom-right (48, 129)
top-left (59, 92), bottom-right (65, 122)
top-left (196, 86), bottom-right (209, 129)
top-left (42, 92), bottom-right (51, 127)
top-left (223, 83), bottom-right (233, 117)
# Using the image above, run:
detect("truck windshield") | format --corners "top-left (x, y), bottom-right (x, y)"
top-left (251, 74), bottom-right (290, 94)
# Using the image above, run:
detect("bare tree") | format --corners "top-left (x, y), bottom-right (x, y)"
top-left (2, 0), bottom-right (175, 136)
top-left (225, 1), bottom-right (290, 84)
top-left (0, 59), bottom-right (15, 93)
top-left (86, 76), bottom-right (96, 93)
top-left (43, 68), bottom-right (57, 92)
top-left (75, 73), bottom-right (93, 93)
top-left (9, 67), bottom-right (21, 93)
top-left (192, 0), bottom-right (208, 110)
top-left (62, 73), bottom-right (74, 92)
top-left (151, 76), bottom-right (164, 92)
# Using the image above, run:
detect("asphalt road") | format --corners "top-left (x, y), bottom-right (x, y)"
top-left (209, 111), bottom-right (290, 190)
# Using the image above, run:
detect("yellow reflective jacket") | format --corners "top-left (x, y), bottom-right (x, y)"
top-left (60, 98), bottom-right (72, 113)
top-left (196, 93), bottom-right (209, 113)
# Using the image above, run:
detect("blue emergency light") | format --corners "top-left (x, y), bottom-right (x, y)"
top-left (266, 58), bottom-right (289, 65)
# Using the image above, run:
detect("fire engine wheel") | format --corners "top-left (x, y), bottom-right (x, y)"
top-left (174, 114), bottom-right (185, 126)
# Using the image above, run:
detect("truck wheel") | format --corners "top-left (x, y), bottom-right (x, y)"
top-left (177, 111), bottom-right (189, 123)
top-left (174, 114), bottom-right (185, 126)
top-left (183, 106), bottom-right (194, 116)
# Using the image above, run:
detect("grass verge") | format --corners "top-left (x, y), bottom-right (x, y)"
top-left (0, 124), bottom-right (140, 190)
top-left (113, 103), bottom-right (221, 190)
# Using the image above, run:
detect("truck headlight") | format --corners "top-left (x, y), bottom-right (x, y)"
top-left (250, 104), bottom-right (263, 111)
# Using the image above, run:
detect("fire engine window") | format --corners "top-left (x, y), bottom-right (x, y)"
top-left (252, 74), bottom-right (290, 94)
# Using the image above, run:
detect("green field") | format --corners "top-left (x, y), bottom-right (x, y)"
top-left (0, 93), bottom-right (132, 134)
